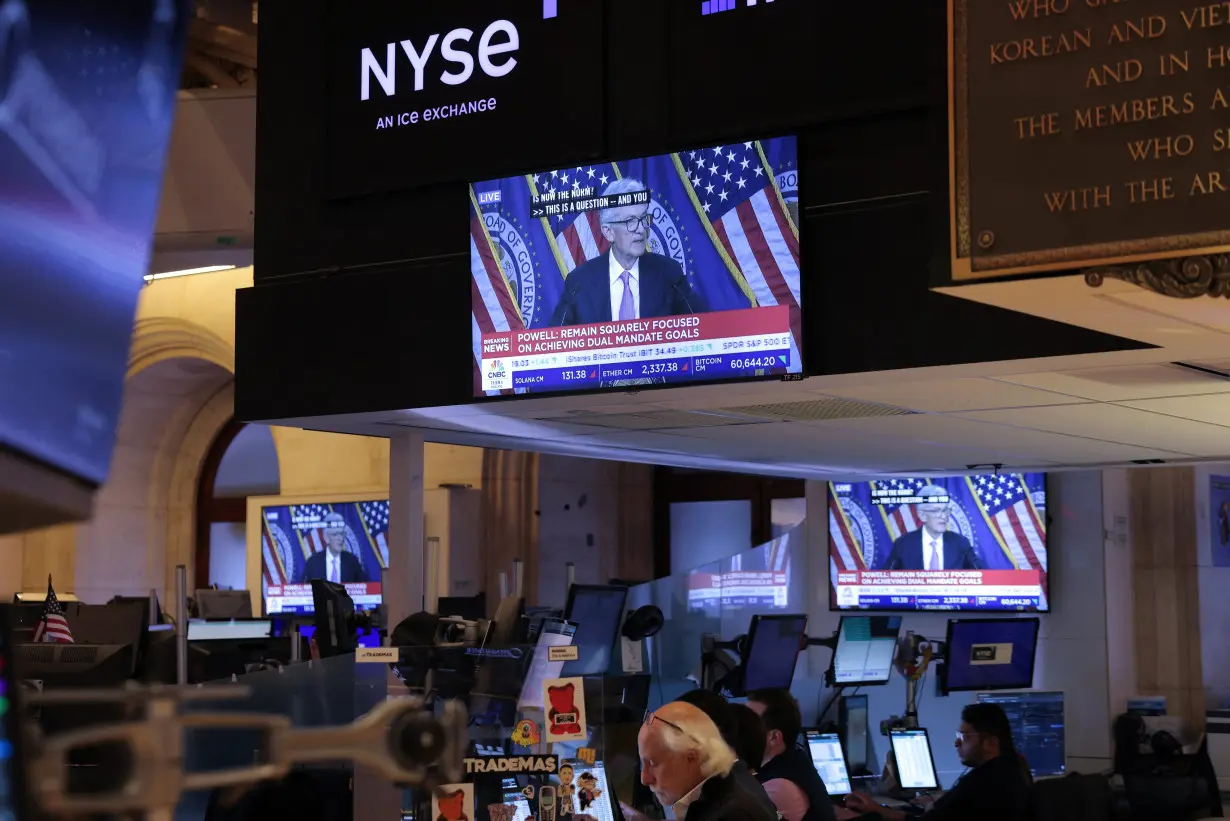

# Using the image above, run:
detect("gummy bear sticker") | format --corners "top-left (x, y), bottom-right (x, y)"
top-left (433, 785), bottom-right (473, 821)
top-left (542, 676), bottom-right (588, 743)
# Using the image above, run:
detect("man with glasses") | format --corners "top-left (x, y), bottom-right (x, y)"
top-left (629, 701), bottom-right (777, 821)
top-left (550, 177), bottom-right (707, 327)
top-left (880, 486), bottom-right (980, 572)
top-left (843, 704), bottom-right (1029, 821)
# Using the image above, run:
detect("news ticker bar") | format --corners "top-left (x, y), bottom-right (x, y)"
top-left (507, 349), bottom-right (789, 391)
top-left (528, 188), bottom-right (648, 220)
top-left (853, 595), bottom-right (1041, 610)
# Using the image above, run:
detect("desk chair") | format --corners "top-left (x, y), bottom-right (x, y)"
top-left (1122, 772), bottom-right (1212, 821)
top-left (1030, 772), bottom-right (1112, 821)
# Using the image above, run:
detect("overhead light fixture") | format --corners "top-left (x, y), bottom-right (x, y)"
top-left (143, 264), bottom-right (237, 283)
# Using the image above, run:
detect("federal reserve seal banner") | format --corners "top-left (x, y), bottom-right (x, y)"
top-left (949, 0), bottom-right (1230, 281)
top-left (828, 473), bottom-right (1049, 613)
top-left (470, 134), bottom-right (802, 397)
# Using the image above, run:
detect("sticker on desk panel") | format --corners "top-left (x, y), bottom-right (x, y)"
top-left (542, 676), bottom-right (588, 743)
top-left (433, 784), bottom-right (473, 821)
top-left (465, 755), bottom-right (559, 775)
top-left (547, 644), bottom-right (579, 662)
top-left (488, 804), bottom-right (518, 821)
top-left (576, 747), bottom-right (596, 765)
top-left (512, 718), bottom-right (541, 746)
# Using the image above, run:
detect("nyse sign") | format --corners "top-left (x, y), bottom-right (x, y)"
top-left (325, 0), bottom-right (603, 198)
top-left (950, 0), bottom-right (1230, 281)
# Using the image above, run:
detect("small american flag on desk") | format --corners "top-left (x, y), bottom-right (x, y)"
top-left (32, 576), bottom-right (73, 643)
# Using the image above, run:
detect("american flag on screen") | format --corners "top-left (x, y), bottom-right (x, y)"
top-left (31, 576), bottom-right (73, 644)
top-left (967, 475), bottom-right (1049, 598)
top-left (359, 500), bottom-right (391, 569)
top-left (677, 142), bottom-right (800, 335)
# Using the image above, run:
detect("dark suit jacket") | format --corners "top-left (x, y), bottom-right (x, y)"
top-left (550, 251), bottom-right (707, 325)
top-left (299, 550), bottom-right (366, 584)
top-left (882, 528), bottom-right (981, 570)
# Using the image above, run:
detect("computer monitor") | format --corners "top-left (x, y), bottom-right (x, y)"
top-left (839, 694), bottom-right (870, 773)
top-left (437, 593), bottom-right (487, 622)
top-left (297, 624), bottom-right (382, 649)
top-left (188, 620), bottom-right (273, 641)
top-left (804, 730), bottom-right (852, 796)
top-left (195, 589), bottom-right (253, 620)
top-left (743, 613), bottom-right (807, 692)
top-left (831, 616), bottom-right (902, 686)
top-left (562, 585), bottom-right (628, 676)
top-left (310, 581), bottom-right (355, 658)
top-left (17, 643), bottom-right (134, 689)
top-left (942, 618), bottom-right (1040, 694)
top-left (518, 619), bottom-right (577, 711)
top-left (889, 728), bottom-right (940, 791)
top-left (976, 691), bottom-right (1066, 777)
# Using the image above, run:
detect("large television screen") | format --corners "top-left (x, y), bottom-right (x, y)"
top-left (470, 135), bottom-right (801, 396)
top-left (829, 474), bottom-right (1048, 612)
top-left (260, 501), bottom-right (387, 614)
top-left (0, 0), bottom-right (189, 485)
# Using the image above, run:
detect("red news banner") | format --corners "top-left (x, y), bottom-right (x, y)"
top-left (481, 305), bottom-right (790, 356)
top-left (835, 571), bottom-right (1042, 587)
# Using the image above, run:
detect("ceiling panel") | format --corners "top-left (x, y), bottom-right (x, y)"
top-left (817, 378), bottom-right (1087, 413)
top-left (995, 364), bottom-right (1230, 402)
top-left (953, 403), bottom-right (1230, 457)
top-left (812, 413), bottom-right (1191, 464)
top-left (1116, 394), bottom-right (1230, 428)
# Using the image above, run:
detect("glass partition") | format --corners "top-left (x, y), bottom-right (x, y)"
top-left (631, 521), bottom-right (807, 707)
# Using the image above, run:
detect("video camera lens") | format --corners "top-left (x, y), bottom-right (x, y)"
top-left (389, 711), bottom-right (446, 770)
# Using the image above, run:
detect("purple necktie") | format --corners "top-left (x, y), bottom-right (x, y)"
top-left (618, 270), bottom-right (635, 320)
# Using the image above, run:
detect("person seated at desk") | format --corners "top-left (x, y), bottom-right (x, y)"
top-left (728, 703), bottom-right (768, 777)
top-left (670, 690), bottom-right (778, 815)
top-left (746, 688), bottom-right (836, 821)
top-left (844, 704), bottom-right (1029, 821)
top-left (636, 702), bottom-right (778, 821)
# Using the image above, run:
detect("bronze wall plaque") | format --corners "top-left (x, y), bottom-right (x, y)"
top-left (950, 0), bottom-right (1230, 281)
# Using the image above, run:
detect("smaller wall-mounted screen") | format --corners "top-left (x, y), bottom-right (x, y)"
top-left (260, 501), bottom-right (387, 614)
top-left (829, 474), bottom-right (1048, 612)
top-left (471, 135), bottom-right (801, 396)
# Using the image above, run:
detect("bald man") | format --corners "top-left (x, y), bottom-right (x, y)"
top-left (635, 701), bottom-right (777, 821)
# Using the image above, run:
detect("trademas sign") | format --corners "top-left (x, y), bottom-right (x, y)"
top-left (324, 0), bottom-right (603, 198)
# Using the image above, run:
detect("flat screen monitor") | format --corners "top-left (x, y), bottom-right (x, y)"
top-left (518, 619), bottom-right (578, 710)
top-left (831, 616), bottom-right (901, 687)
top-left (259, 501), bottom-right (387, 614)
top-left (829, 473), bottom-right (1049, 612)
top-left (562, 585), bottom-right (627, 676)
top-left (943, 618), bottom-right (1040, 694)
top-left (976, 691), bottom-right (1065, 778)
top-left (193, 590), bottom-right (252, 620)
top-left (188, 620), bottom-right (272, 641)
top-left (742, 613), bottom-right (807, 691)
top-left (0, 607), bottom-right (27, 820)
top-left (470, 135), bottom-right (802, 397)
top-left (297, 624), bottom-right (382, 649)
top-left (0, 0), bottom-right (188, 495)
top-left (889, 728), bottom-right (940, 791)
top-left (804, 731), bottom-right (852, 797)
top-left (839, 694), bottom-right (870, 773)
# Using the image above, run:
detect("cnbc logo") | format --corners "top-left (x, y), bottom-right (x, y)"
top-left (701, 0), bottom-right (776, 14)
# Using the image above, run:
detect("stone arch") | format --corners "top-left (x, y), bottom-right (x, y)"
top-left (128, 316), bottom-right (235, 377)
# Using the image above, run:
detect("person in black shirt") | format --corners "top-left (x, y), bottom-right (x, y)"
top-left (746, 688), bottom-right (836, 821)
top-left (844, 703), bottom-right (1029, 821)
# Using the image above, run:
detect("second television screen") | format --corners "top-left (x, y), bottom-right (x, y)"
top-left (828, 474), bottom-right (1048, 613)
top-left (471, 136), bottom-right (801, 396)
top-left (260, 501), bottom-right (387, 614)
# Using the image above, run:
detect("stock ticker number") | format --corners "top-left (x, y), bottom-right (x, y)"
top-left (641, 362), bottom-right (679, 376)
top-left (730, 357), bottom-right (779, 370)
